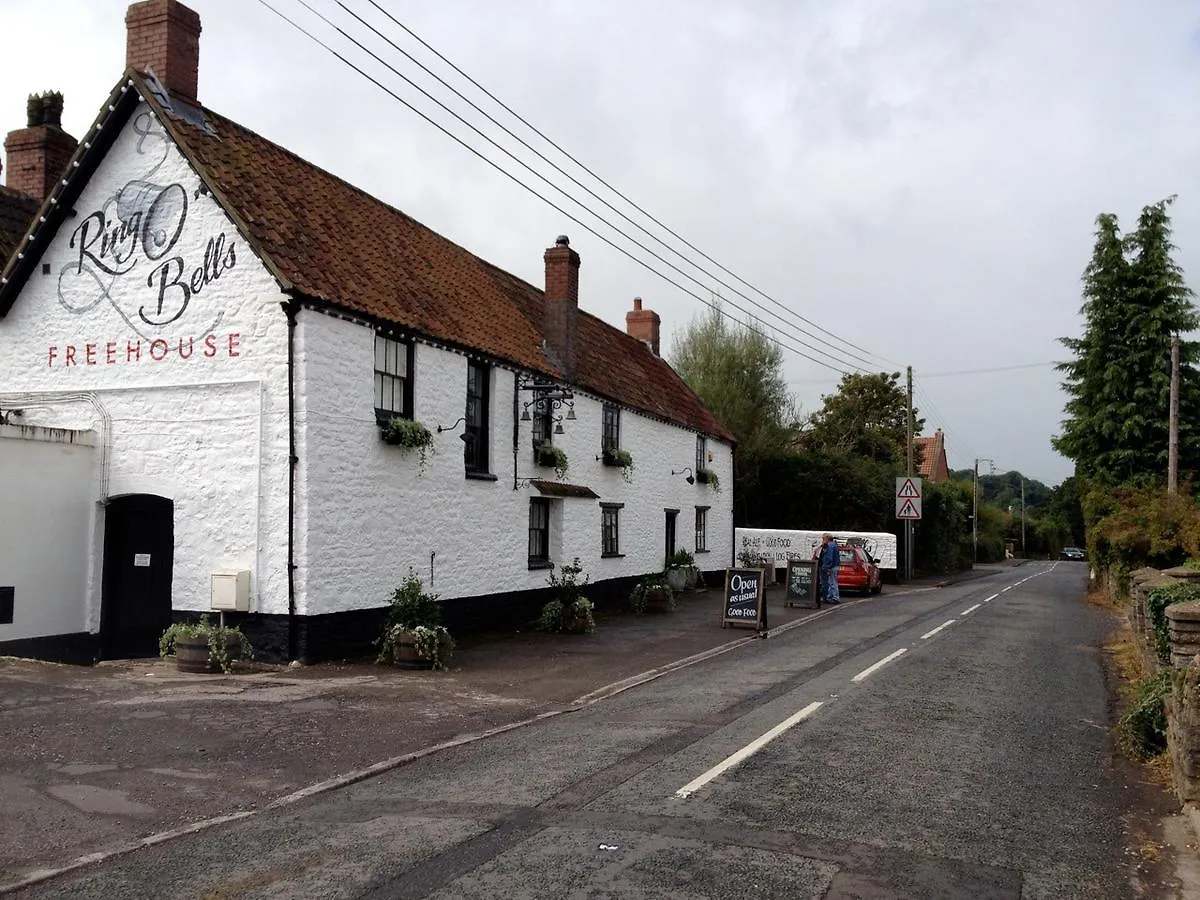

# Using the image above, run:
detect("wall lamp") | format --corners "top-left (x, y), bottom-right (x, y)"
top-left (436, 415), bottom-right (470, 443)
top-left (672, 466), bottom-right (695, 485)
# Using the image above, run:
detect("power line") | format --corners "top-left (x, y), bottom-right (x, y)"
top-left (254, 0), bottom-right (853, 375)
top-left (912, 379), bottom-right (979, 466)
top-left (333, 2), bottom-right (879, 371)
top-left (360, 0), bottom-right (897, 371)
top-left (919, 361), bottom-right (1057, 379)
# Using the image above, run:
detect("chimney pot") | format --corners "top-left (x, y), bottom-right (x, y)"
top-left (5, 92), bottom-right (77, 201)
top-left (555, 235), bottom-right (569, 246)
top-left (633, 296), bottom-right (642, 311)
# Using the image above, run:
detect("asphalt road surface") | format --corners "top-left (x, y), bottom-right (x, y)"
top-left (10, 563), bottom-right (1158, 899)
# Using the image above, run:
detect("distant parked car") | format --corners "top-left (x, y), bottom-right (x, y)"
top-left (1060, 547), bottom-right (1086, 561)
top-left (815, 544), bottom-right (883, 594)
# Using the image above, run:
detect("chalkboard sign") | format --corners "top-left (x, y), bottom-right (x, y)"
top-left (785, 559), bottom-right (818, 608)
top-left (722, 568), bottom-right (767, 631)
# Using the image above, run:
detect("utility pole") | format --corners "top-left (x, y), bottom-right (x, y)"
top-left (1020, 476), bottom-right (1026, 556)
top-left (906, 366), bottom-right (914, 581)
top-left (973, 457), bottom-right (995, 563)
top-left (1169, 335), bottom-right (1180, 495)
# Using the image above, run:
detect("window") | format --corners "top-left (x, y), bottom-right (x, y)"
top-left (601, 503), bottom-right (623, 557)
top-left (602, 404), bottom-right (620, 453)
top-left (665, 508), bottom-right (678, 561)
top-left (695, 506), bottom-right (709, 552)
top-left (529, 498), bottom-right (551, 568)
top-left (464, 361), bottom-right (490, 473)
top-left (531, 395), bottom-right (553, 449)
top-left (374, 334), bottom-right (413, 421)
top-left (696, 434), bottom-right (707, 473)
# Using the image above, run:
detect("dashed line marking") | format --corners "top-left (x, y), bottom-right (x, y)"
top-left (1001, 586), bottom-right (1013, 593)
top-left (852, 648), bottom-right (908, 683)
top-left (675, 701), bottom-right (824, 799)
top-left (984, 593), bottom-right (999, 602)
top-left (961, 603), bottom-right (982, 616)
top-left (921, 621), bottom-right (955, 639)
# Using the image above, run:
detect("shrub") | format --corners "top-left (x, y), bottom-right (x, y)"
top-left (1117, 670), bottom-right (1174, 758)
top-left (629, 573), bottom-right (675, 614)
top-left (540, 558), bottom-right (594, 632)
top-left (377, 568), bottom-right (447, 662)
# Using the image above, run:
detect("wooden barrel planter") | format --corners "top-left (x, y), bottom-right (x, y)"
top-left (392, 631), bottom-right (435, 669)
top-left (644, 588), bottom-right (673, 614)
top-left (175, 634), bottom-right (242, 674)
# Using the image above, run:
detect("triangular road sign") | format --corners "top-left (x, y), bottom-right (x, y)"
top-left (896, 498), bottom-right (922, 520)
top-left (897, 478), bottom-right (921, 499)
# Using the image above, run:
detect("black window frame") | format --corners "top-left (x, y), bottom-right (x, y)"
top-left (696, 434), bottom-right (707, 474)
top-left (373, 333), bottom-right (414, 423)
top-left (528, 497), bottom-right (551, 568)
top-left (602, 404), bottom-right (620, 453)
top-left (464, 360), bottom-right (491, 474)
top-left (531, 394), bottom-right (553, 450)
top-left (695, 505), bottom-right (709, 553)
top-left (601, 502), bottom-right (623, 558)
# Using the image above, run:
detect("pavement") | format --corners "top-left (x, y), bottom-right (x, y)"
top-left (0, 563), bottom-right (1019, 893)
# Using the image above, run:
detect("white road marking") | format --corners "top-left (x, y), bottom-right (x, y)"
top-left (852, 648), bottom-right (908, 683)
top-left (984, 593), bottom-right (999, 602)
top-left (675, 701), bottom-right (824, 799)
top-left (960, 603), bottom-right (982, 616)
top-left (1001, 586), bottom-right (1013, 592)
top-left (921, 621), bottom-right (955, 639)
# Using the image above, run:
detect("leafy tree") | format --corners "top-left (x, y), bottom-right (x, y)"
top-left (801, 371), bottom-right (924, 467)
top-left (670, 303), bottom-right (798, 522)
top-left (1055, 198), bottom-right (1200, 484)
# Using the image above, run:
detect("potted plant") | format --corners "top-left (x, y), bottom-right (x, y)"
top-left (539, 558), bottom-right (595, 633)
top-left (535, 443), bottom-right (570, 479)
top-left (666, 548), bottom-right (696, 592)
top-left (696, 468), bottom-right (720, 492)
top-left (377, 568), bottom-right (454, 670)
top-left (160, 615), bottom-right (253, 674)
top-left (630, 573), bottom-right (675, 614)
top-left (380, 417), bottom-right (436, 473)
top-left (601, 448), bottom-right (635, 484)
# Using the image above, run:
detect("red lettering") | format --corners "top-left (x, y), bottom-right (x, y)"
top-left (47, 346), bottom-right (57, 367)
top-left (65, 346), bottom-right (76, 366)
top-left (150, 339), bottom-right (169, 361)
top-left (106, 342), bottom-right (116, 364)
top-left (127, 340), bottom-right (141, 362)
top-left (203, 334), bottom-right (217, 358)
top-left (228, 333), bottom-right (241, 358)
top-left (85, 343), bottom-right (97, 366)
top-left (178, 337), bottom-right (194, 360)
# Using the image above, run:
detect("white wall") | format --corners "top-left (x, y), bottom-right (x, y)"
top-left (0, 426), bottom-right (97, 640)
top-left (297, 310), bottom-right (733, 614)
top-left (0, 99), bottom-right (292, 626)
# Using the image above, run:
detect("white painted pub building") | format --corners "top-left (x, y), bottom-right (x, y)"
top-left (0, 0), bottom-right (733, 662)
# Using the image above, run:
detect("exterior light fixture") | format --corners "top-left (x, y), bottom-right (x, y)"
top-left (671, 466), bottom-right (695, 485)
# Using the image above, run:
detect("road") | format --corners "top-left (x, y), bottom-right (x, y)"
top-left (9, 563), bottom-right (1168, 898)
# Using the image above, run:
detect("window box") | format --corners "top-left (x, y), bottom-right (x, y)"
top-left (601, 448), bottom-right (633, 468)
top-left (696, 468), bottom-right (720, 491)
top-left (535, 444), bottom-right (570, 479)
top-left (380, 417), bottom-right (435, 473)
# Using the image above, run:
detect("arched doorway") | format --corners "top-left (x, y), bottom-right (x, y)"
top-left (100, 494), bottom-right (174, 659)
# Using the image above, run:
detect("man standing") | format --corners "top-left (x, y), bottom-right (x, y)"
top-left (819, 533), bottom-right (841, 605)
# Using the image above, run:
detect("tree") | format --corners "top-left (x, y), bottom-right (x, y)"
top-left (669, 303), bottom-right (798, 522)
top-left (801, 371), bottom-right (924, 467)
top-left (1055, 198), bottom-right (1200, 484)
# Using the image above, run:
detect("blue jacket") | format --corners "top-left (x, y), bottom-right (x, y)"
top-left (820, 541), bottom-right (840, 570)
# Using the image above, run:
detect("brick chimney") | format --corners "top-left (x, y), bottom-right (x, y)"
top-left (3, 92), bottom-right (78, 201)
top-left (543, 235), bottom-right (580, 377)
top-left (126, 0), bottom-right (202, 103)
top-left (626, 297), bottom-right (661, 356)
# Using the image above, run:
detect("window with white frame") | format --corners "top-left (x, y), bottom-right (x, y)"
top-left (374, 334), bottom-right (413, 422)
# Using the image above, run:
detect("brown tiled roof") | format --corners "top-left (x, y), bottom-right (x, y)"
top-left (915, 430), bottom-right (948, 482)
top-left (0, 186), bottom-right (38, 272)
top-left (144, 79), bottom-right (731, 442)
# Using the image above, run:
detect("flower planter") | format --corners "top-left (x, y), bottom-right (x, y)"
top-left (644, 588), bottom-right (673, 614)
top-left (561, 611), bottom-right (590, 634)
top-left (666, 567), bottom-right (688, 593)
top-left (392, 630), bottom-right (436, 670)
top-left (175, 634), bottom-right (242, 674)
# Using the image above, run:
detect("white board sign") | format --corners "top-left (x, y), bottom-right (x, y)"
top-left (735, 528), bottom-right (898, 570)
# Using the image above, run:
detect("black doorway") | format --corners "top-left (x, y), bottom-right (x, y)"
top-left (100, 494), bottom-right (174, 659)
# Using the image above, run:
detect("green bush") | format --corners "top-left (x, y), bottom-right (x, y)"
top-left (377, 568), bottom-right (444, 662)
top-left (1117, 670), bottom-right (1174, 758)
top-left (1146, 582), bottom-right (1200, 663)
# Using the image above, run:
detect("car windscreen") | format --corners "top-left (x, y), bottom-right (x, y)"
top-left (839, 549), bottom-right (856, 564)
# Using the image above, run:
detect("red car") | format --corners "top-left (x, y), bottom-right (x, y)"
top-left (814, 544), bottom-right (883, 595)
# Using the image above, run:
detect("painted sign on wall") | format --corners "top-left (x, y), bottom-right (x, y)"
top-left (735, 528), bottom-right (899, 570)
top-left (49, 110), bottom-right (241, 367)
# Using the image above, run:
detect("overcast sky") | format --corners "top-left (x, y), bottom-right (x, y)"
top-left (5, 0), bottom-right (1200, 486)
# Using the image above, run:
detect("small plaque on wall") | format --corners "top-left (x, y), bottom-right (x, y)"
top-left (133, 554), bottom-right (151, 567)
